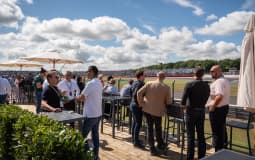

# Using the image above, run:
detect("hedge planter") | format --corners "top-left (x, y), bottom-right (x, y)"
top-left (0, 105), bottom-right (93, 160)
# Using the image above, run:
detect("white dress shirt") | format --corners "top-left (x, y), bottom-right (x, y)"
top-left (81, 78), bottom-right (103, 118)
top-left (57, 79), bottom-right (80, 100)
top-left (0, 77), bottom-right (11, 95)
top-left (207, 77), bottom-right (230, 108)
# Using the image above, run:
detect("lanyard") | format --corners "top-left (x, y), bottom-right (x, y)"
top-left (49, 85), bottom-right (61, 98)
top-left (65, 80), bottom-right (72, 91)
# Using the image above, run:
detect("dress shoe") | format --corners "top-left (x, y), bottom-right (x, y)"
top-left (133, 142), bottom-right (145, 149)
top-left (157, 142), bottom-right (168, 150)
top-left (150, 147), bottom-right (159, 156)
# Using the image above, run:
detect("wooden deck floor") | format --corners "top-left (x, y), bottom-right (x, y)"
top-left (18, 105), bottom-right (215, 160)
top-left (99, 122), bottom-right (184, 160)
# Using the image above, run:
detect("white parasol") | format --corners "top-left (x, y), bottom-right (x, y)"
top-left (22, 51), bottom-right (83, 69)
top-left (0, 59), bottom-right (42, 71)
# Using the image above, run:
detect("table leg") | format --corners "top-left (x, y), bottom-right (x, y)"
top-left (101, 100), bottom-right (105, 134)
top-left (112, 100), bottom-right (116, 138)
top-left (79, 120), bottom-right (83, 132)
top-left (177, 121), bottom-right (180, 146)
top-left (117, 100), bottom-right (121, 130)
top-left (128, 108), bottom-right (132, 134)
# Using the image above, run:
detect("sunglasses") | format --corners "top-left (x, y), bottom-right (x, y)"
top-left (52, 75), bottom-right (59, 79)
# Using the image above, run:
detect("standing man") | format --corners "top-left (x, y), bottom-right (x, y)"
top-left (33, 68), bottom-right (47, 113)
top-left (137, 71), bottom-right (171, 156)
top-left (76, 66), bottom-right (103, 160)
top-left (181, 67), bottom-right (210, 160)
top-left (130, 70), bottom-right (145, 149)
top-left (207, 65), bottom-right (230, 152)
top-left (58, 71), bottom-right (80, 111)
top-left (0, 76), bottom-right (11, 104)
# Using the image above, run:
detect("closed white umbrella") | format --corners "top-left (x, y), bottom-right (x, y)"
top-left (22, 51), bottom-right (83, 69)
top-left (0, 59), bottom-right (42, 71)
top-left (237, 14), bottom-right (255, 112)
top-left (236, 14), bottom-right (255, 155)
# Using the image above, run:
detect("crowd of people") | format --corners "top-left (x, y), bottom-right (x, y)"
top-left (0, 64), bottom-right (231, 160)
top-left (127, 65), bottom-right (230, 159)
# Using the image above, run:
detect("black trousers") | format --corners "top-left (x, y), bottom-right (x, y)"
top-left (186, 108), bottom-right (206, 160)
top-left (64, 99), bottom-right (75, 127)
top-left (144, 112), bottom-right (164, 149)
top-left (209, 105), bottom-right (229, 152)
top-left (64, 99), bottom-right (75, 111)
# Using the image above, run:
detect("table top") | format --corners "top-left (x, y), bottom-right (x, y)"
top-left (103, 96), bottom-right (131, 101)
top-left (42, 111), bottom-right (85, 123)
top-left (201, 149), bottom-right (255, 160)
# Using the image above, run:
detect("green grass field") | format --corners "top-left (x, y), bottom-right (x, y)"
top-left (119, 78), bottom-right (238, 96)
top-left (118, 78), bottom-right (253, 154)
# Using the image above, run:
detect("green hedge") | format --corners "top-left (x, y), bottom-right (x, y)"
top-left (0, 104), bottom-right (93, 160)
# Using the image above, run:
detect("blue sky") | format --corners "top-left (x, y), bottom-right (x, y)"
top-left (0, 0), bottom-right (254, 70)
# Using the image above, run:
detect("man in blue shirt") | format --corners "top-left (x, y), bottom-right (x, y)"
top-left (120, 79), bottom-right (134, 97)
top-left (130, 71), bottom-right (145, 148)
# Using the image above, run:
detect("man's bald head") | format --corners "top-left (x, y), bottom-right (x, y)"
top-left (210, 65), bottom-right (222, 79)
top-left (157, 71), bottom-right (166, 81)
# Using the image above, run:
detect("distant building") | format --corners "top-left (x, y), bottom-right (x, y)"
top-left (228, 68), bottom-right (239, 75)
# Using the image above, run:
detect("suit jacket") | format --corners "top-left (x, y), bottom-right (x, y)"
top-left (137, 80), bottom-right (172, 117)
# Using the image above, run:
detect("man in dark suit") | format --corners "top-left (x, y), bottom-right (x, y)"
top-left (181, 67), bottom-right (210, 160)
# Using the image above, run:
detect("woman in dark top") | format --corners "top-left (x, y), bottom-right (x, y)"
top-left (77, 76), bottom-right (85, 92)
top-left (41, 71), bottom-right (62, 112)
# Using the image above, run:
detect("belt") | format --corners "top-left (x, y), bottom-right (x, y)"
top-left (217, 105), bottom-right (229, 108)
top-left (187, 107), bottom-right (205, 111)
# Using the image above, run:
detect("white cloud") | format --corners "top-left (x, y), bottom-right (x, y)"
top-left (21, 0), bottom-right (33, 4)
top-left (164, 0), bottom-right (204, 16)
top-left (21, 16), bottom-right (130, 41)
top-left (0, 0), bottom-right (24, 28)
top-left (25, 0), bottom-right (33, 4)
top-left (206, 14), bottom-right (218, 21)
top-left (142, 24), bottom-right (156, 34)
top-left (0, 15), bottom-right (240, 70)
top-left (241, 0), bottom-right (255, 9)
top-left (195, 11), bottom-right (255, 35)
top-left (158, 26), bottom-right (196, 53)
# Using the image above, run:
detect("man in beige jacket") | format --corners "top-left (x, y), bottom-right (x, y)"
top-left (137, 71), bottom-right (172, 156)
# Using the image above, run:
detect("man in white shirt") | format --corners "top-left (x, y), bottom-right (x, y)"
top-left (57, 71), bottom-right (80, 111)
top-left (76, 66), bottom-right (103, 160)
top-left (0, 76), bottom-right (11, 104)
top-left (207, 65), bottom-right (230, 152)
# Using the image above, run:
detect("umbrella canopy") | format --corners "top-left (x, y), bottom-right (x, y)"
top-left (237, 14), bottom-right (255, 112)
top-left (0, 59), bottom-right (42, 71)
top-left (22, 51), bottom-right (83, 69)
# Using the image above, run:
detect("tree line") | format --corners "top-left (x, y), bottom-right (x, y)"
top-left (141, 58), bottom-right (240, 72)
